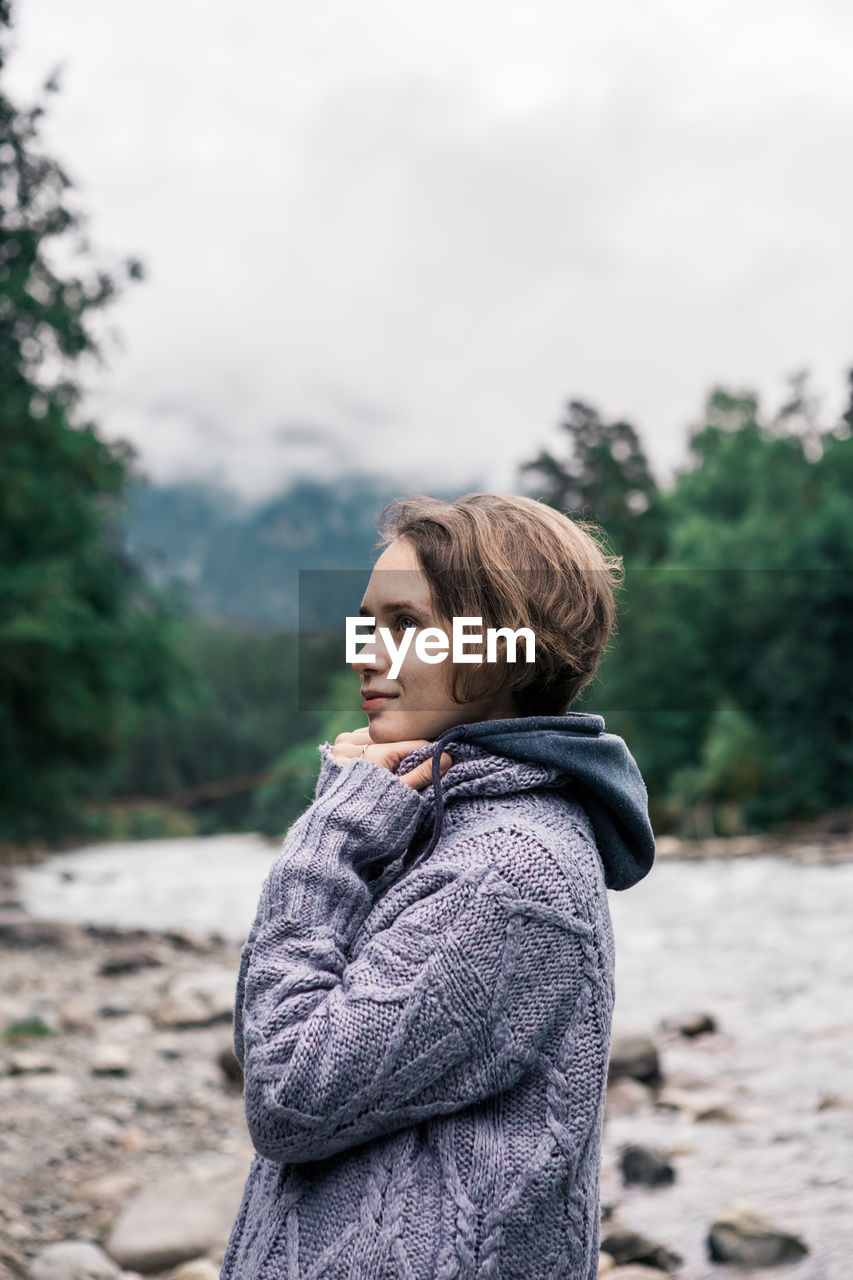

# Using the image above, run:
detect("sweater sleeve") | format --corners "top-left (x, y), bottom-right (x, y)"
top-left (234, 759), bottom-right (594, 1165)
top-left (312, 740), bottom-right (344, 801)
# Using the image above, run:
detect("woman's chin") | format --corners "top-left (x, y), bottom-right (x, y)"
top-left (367, 708), bottom-right (423, 743)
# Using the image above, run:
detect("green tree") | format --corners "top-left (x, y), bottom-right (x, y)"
top-left (518, 399), bottom-right (667, 560)
top-left (0, 5), bottom-right (187, 846)
top-left (597, 383), bottom-right (853, 831)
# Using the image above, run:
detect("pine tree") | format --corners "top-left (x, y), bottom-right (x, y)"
top-left (0, 3), bottom-right (186, 846)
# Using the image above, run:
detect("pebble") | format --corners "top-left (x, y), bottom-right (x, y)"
top-left (216, 1042), bottom-right (242, 1087)
top-left (707, 1201), bottom-right (809, 1265)
top-left (98, 947), bottom-right (164, 977)
top-left (57, 998), bottom-right (96, 1033)
top-left (659, 1010), bottom-right (718, 1037)
top-left (618, 1143), bottom-right (676, 1187)
top-left (600, 1226), bottom-right (683, 1271)
top-left (607, 1033), bottom-right (661, 1086)
top-left (90, 1045), bottom-right (132, 1077)
top-left (606, 1268), bottom-right (669, 1279)
top-left (8, 1050), bottom-right (55, 1075)
top-left (150, 995), bottom-right (212, 1030)
top-left (604, 1078), bottom-right (652, 1118)
top-left (28, 1240), bottom-right (123, 1280)
top-left (167, 1261), bottom-right (221, 1280)
top-left (106, 1161), bottom-right (249, 1273)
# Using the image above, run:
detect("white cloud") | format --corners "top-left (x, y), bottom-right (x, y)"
top-left (6, 0), bottom-right (853, 500)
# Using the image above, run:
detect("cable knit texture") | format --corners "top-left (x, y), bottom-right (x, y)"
top-left (220, 737), bottom-right (620, 1280)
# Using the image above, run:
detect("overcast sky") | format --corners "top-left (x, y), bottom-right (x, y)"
top-left (6, 0), bottom-right (853, 502)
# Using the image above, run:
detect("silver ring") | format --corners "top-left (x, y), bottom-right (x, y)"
top-left (361, 743), bottom-right (368, 756)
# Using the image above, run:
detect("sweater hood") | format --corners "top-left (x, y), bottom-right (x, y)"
top-left (396, 711), bottom-right (655, 891)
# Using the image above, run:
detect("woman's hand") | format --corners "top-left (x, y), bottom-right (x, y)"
top-left (332, 727), bottom-right (452, 791)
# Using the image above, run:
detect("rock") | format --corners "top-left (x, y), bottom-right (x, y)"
top-left (98, 947), bottom-right (164, 977)
top-left (164, 928), bottom-right (217, 953)
top-left (57, 998), bottom-right (96, 1033)
top-left (29, 1240), bottom-right (123, 1280)
top-left (659, 1064), bottom-right (712, 1091)
top-left (600, 1227), bottom-right (682, 1271)
top-left (116, 1128), bottom-right (149, 1151)
top-left (0, 919), bottom-right (87, 950)
top-left (13, 1073), bottom-right (78, 1104)
top-left (172, 971), bottom-right (235, 1022)
top-left (817, 1089), bottom-right (852, 1111)
top-left (707, 1202), bottom-right (809, 1265)
top-left (216, 1042), bottom-right (242, 1087)
top-left (106, 1161), bottom-right (249, 1273)
top-left (99, 1015), bottom-right (152, 1043)
top-left (167, 1261), bottom-right (221, 1280)
top-left (655, 1086), bottom-right (737, 1122)
top-left (660, 1010), bottom-right (717, 1037)
top-left (604, 1078), bottom-right (652, 1117)
top-left (693, 1100), bottom-right (738, 1122)
top-left (86, 1116), bottom-right (123, 1144)
top-left (90, 1045), bottom-right (131, 1077)
top-left (76, 1173), bottom-right (140, 1206)
top-left (151, 971), bottom-right (234, 1030)
top-left (150, 995), bottom-right (211, 1030)
top-left (606, 1269), bottom-right (669, 1279)
top-left (619, 1144), bottom-right (676, 1187)
top-left (8, 1051), bottom-right (55, 1075)
top-left (607, 1034), bottom-right (661, 1086)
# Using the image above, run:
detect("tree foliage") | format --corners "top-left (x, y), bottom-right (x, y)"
top-left (553, 384), bottom-right (853, 833)
top-left (519, 398), bottom-right (668, 560)
top-left (0, 6), bottom-right (187, 846)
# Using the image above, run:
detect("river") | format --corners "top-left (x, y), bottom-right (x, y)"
top-left (14, 838), bottom-right (853, 1276)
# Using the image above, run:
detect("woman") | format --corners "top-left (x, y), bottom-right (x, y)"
top-left (220, 493), bottom-right (654, 1280)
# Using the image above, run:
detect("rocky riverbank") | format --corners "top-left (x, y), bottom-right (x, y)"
top-left (1, 847), bottom-right (852, 1279)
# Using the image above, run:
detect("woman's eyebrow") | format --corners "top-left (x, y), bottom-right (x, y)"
top-left (358, 601), bottom-right (423, 616)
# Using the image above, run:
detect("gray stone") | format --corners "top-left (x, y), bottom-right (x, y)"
top-left (216, 1042), bottom-right (242, 1087)
top-left (660, 1010), bottom-right (717, 1037)
top-left (151, 970), bottom-right (234, 1030)
top-left (57, 998), bottom-right (96, 1033)
top-left (167, 1261), bottom-right (220, 1280)
top-left (8, 1051), bottom-right (55, 1075)
top-left (607, 1269), bottom-right (669, 1279)
top-left (656, 1085), bottom-right (737, 1122)
top-left (28, 1240), bottom-right (123, 1280)
top-left (106, 1161), bottom-right (249, 1273)
top-left (90, 1045), bottom-right (132, 1077)
top-left (98, 948), bottom-right (164, 977)
top-left (619, 1143), bottom-right (676, 1187)
top-left (707, 1201), bottom-right (809, 1265)
top-left (607, 1033), bottom-right (661, 1085)
top-left (0, 920), bottom-right (87, 950)
top-left (150, 995), bottom-right (211, 1030)
top-left (600, 1227), bottom-right (682, 1272)
top-left (604, 1077), bottom-right (652, 1117)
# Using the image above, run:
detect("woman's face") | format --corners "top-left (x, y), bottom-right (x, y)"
top-left (352, 537), bottom-right (519, 744)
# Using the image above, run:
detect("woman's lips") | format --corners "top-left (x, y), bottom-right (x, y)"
top-left (361, 694), bottom-right (399, 710)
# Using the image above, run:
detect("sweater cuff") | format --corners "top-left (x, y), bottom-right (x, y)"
top-left (314, 741), bottom-right (344, 800)
top-left (312, 755), bottom-right (425, 867)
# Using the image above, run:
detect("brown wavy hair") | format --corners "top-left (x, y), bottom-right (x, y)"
top-left (375, 492), bottom-right (624, 717)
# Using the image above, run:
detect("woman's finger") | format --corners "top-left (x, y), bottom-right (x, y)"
top-left (397, 752), bottom-right (453, 790)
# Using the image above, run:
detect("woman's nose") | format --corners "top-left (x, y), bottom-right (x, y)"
top-left (351, 631), bottom-right (390, 675)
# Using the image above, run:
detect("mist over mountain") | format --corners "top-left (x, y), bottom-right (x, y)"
top-left (123, 473), bottom-right (477, 629)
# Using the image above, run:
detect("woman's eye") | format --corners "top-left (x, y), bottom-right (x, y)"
top-left (398, 615), bottom-right (418, 631)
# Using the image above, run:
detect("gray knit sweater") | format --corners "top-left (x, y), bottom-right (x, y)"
top-left (220, 733), bottom-right (632, 1280)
